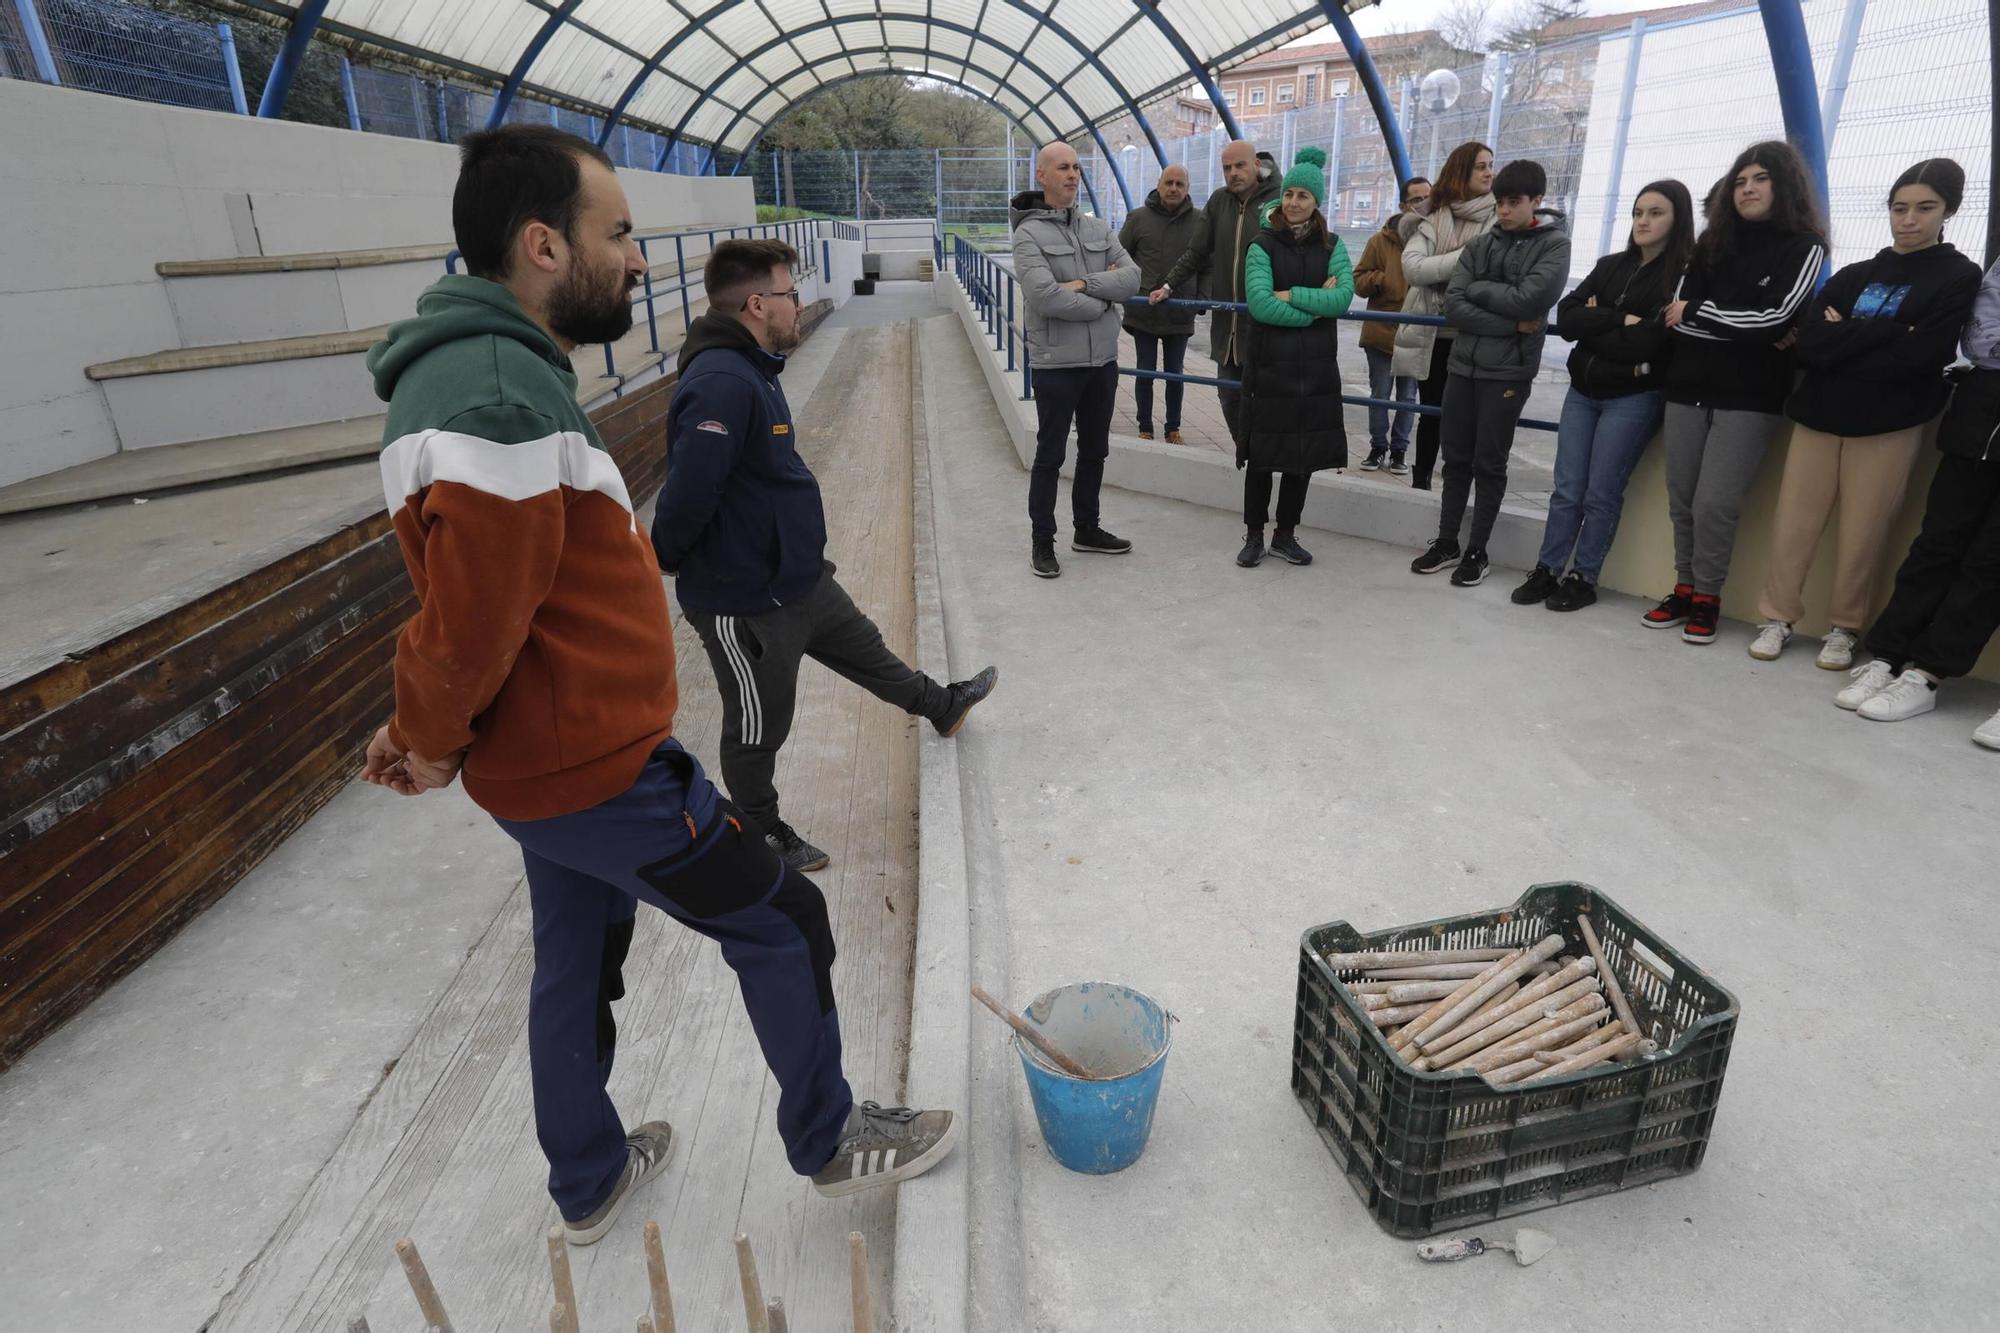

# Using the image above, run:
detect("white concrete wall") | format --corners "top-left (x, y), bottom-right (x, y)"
top-left (0, 79), bottom-right (754, 489)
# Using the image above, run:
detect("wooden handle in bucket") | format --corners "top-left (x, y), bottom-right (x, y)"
top-left (971, 985), bottom-right (1096, 1079)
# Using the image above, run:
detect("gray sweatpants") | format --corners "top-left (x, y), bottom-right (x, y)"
top-left (684, 565), bottom-right (949, 835)
top-left (1663, 403), bottom-right (1781, 596)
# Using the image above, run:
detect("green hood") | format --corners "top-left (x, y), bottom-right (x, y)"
top-left (367, 275), bottom-right (573, 403)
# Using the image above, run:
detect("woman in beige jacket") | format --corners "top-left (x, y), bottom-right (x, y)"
top-left (1395, 141), bottom-right (1497, 490)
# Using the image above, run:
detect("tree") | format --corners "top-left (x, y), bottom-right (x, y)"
top-left (1494, 0), bottom-right (1588, 52)
top-left (1434, 0), bottom-right (1496, 55)
top-left (908, 86), bottom-right (1003, 148)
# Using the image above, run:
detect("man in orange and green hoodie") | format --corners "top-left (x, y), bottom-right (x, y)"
top-left (361, 125), bottom-right (957, 1247)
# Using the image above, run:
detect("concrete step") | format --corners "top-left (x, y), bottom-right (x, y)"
top-left (157, 246), bottom-right (702, 348)
top-left (158, 244), bottom-right (453, 345)
top-left (86, 327), bottom-right (387, 450)
top-left (0, 417), bottom-right (384, 515)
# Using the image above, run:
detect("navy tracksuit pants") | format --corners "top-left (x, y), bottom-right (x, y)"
top-left (494, 740), bottom-right (853, 1221)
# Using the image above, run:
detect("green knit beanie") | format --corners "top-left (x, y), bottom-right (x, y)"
top-left (1282, 146), bottom-right (1328, 205)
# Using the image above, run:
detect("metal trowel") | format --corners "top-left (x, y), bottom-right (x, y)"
top-left (1415, 1228), bottom-right (1557, 1267)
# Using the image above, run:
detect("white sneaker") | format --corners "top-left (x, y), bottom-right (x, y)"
top-left (1816, 627), bottom-right (1860, 671)
top-left (1857, 669), bottom-right (1938, 722)
top-left (1747, 621), bottom-right (1792, 661)
top-left (1974, 708), bottom-right (2000, 751)
top-left (1835, 659), bottom-right (1898, 711)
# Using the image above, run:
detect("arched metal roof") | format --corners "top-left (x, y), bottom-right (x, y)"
top-left (270, 0), bottom-right (1350, 152)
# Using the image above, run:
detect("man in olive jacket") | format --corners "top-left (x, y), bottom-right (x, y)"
top-left (1150, 141), bottom-right (1281, 448)
top-left (1011, 141), bottom-right (1142, 579)
top-left (1118, 164), bottom-right (1199, 442)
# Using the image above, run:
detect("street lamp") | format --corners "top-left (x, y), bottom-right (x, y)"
top-left (1418, 67), bottom-right (1461, 177)
top-left (1121, 141), bottom-right (1140, 216)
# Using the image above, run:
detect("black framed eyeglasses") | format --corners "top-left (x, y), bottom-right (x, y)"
top-left (742, 288), bottom-right (802, 310)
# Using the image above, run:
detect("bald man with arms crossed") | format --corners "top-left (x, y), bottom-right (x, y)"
top-left (1010, 141), bottom-right (1141, 579)
top-left (1152, 140), bottom-right (1282, 451)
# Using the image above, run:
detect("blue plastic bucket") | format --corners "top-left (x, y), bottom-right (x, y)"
top-left (1014, 981), bottom-right (1171, 1174)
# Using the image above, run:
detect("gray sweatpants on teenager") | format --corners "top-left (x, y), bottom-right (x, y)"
top-left (683, 563), bottom-right (951, 836)
top-left (1663, 403), bottom-right (1780, 596)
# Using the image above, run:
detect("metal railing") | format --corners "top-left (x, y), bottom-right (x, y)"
top-left (444, 218), bottom-right (826, 392)
top-left (949, 235), bottom-right (1561, 433)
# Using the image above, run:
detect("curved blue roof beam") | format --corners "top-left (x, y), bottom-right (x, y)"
top-left (486, 0), bottom-right (586, 129)
top-left (256, 0), bottom-right (332, 117)
top-left (711, 64), bottom-right (1089, 206)
top-left (1132, 0), bottom-right (1243, 142)
top-left (719, 53), bottom-right (1063, 157)
top-left (662, 15), bottom-right (1135, 211)
top-left (1756, 0), bottom-right (1831, 218)
top-left (594, 0), bottom-right (1168, 168)
top-left (1317, 0), bottom-right (1412, 187)
top-left (707, 35), bottom-right (1126, 213)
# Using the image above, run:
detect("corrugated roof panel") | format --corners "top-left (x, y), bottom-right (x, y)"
top-left (301, 0), bottom-right (1344, 144)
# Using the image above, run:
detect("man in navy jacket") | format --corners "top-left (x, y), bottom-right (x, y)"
top-left (653, 239), bottom-right (997, 871)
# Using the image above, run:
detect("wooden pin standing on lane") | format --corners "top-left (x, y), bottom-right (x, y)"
top-left (736, 1233), bottom-right (770, 1333)
top-left (394, 1237), bottom-right (455, 1333)
top-left (547, 1226), bottom-right (581, 1333)
top-left (643, 1219), bottom-right (679, 1333)
top-left (766, 1297), bottom-right (791, 1333)
top-left (850, 1230), bottom-right (876, 1333)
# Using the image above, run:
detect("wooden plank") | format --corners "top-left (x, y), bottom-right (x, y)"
top-left (0, 499), bottom-right (389, 723)
top-left (0, 541), bottom-right (408, 841)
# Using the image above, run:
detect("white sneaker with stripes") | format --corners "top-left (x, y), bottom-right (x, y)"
top-left (811, 1101), bottom-right (959, 1198)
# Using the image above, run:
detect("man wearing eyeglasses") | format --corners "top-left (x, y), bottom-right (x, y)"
top-left (654, 238), bottom-right (997, 875)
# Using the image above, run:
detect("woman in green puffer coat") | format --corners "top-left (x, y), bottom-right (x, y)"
top-left (1237, 146), bottom-right (1355, 568)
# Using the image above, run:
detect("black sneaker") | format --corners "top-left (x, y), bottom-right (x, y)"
top-left (1031, 538), bottom-right (1061, 579)
top-left (1545, 572), bottom-right (1597, 612)
top-left (1681, 594), bottom-right (1721, 645)
top-left (1410, 537), bottom-right (1460, 575)
top-left (1236, 530), bottom-right (1265, 567)
top-left (932, 665), bottom-right (998, 737)
top-left (1360, 447), bottom-right (1387, 471)
top-left (1510, 564), bottom-right (1561, 605)
top-left (1386, 453), bottom-right (1411, 476)
top-left (1642, 583), bottom-right (1693, 629)
top-left (811, 1101), bottom-right (959, 1198)
top-left (1268, 529), bottom-right (1313, 565)
top-left (1071, 526), bottom-right (1132, 554)
top-left (1450, 547), bottom-right (1491, 586)
top-left (766, 821), bottom-right (829, 872)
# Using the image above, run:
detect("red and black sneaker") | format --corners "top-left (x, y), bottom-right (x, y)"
top-left (1681, 593), bottom-right (1721, 645)
top-left (1642, 582), bottom-right (1694, 629)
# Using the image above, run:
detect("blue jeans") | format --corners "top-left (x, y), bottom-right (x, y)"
top-left (1363, 347), bottom-right (1417, 453)
top-left (1131, 331), bottom-right (1188, 433)
top-left (1536, 387), bottom-right (1665, 582)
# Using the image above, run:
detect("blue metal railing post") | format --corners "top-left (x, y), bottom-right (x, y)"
top-left (12, 0), bottom-right (59, 85)
top-left (1757, 0), bottom-right (1832, 218)
top-left (257, 0), bottom-right (330, 118)
top-left (675, 235), bottom-right (692, 330)
top-left (1328, 94), bottom-right (1347, 219)
top-left (1485, 51), bottom-right (1510, 153)
top-left (435, 81), bottom-right (451, 142)
top-left (1320, 0), bottom-right (1414, 187)
top-left (338, 54), bottom-right (362, 130)
top-left (1599, 17), bottom-right (1650, 260)
top-left (1018, 272), bottom-right (1031, 400)
top-left (1005, 278), bottom-right (1015, 372)
top-left (217, 22), bottom-right (248, 114)
top-left (1819, 0), bottom-right (1869, 152)
top-left (638, 238), bottom-right (659, 352)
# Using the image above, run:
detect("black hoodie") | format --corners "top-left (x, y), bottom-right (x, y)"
top-left (652, 312), bottom-right (827, 615)
top-left (1556, 247), bottom-right (1679, 398)
top-left (1785, 242), bottom-right (1984, 436)
top-left (1666, 221), bottom-right (1825, 413)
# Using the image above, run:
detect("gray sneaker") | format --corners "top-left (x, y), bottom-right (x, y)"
top-left (811, 1101), bottom-right (959, 1198)
top-left (564, 1121), bottom-right (674, 1245)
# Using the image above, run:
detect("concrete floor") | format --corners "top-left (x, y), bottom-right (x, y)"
top-left (919, 308), bottom-right (2000, 1331)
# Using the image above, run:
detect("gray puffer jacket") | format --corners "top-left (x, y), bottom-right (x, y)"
top-left (1443, 209), bottom-right (1572, 382)
top-left (1009, 192), bottom-right (1141, 370)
